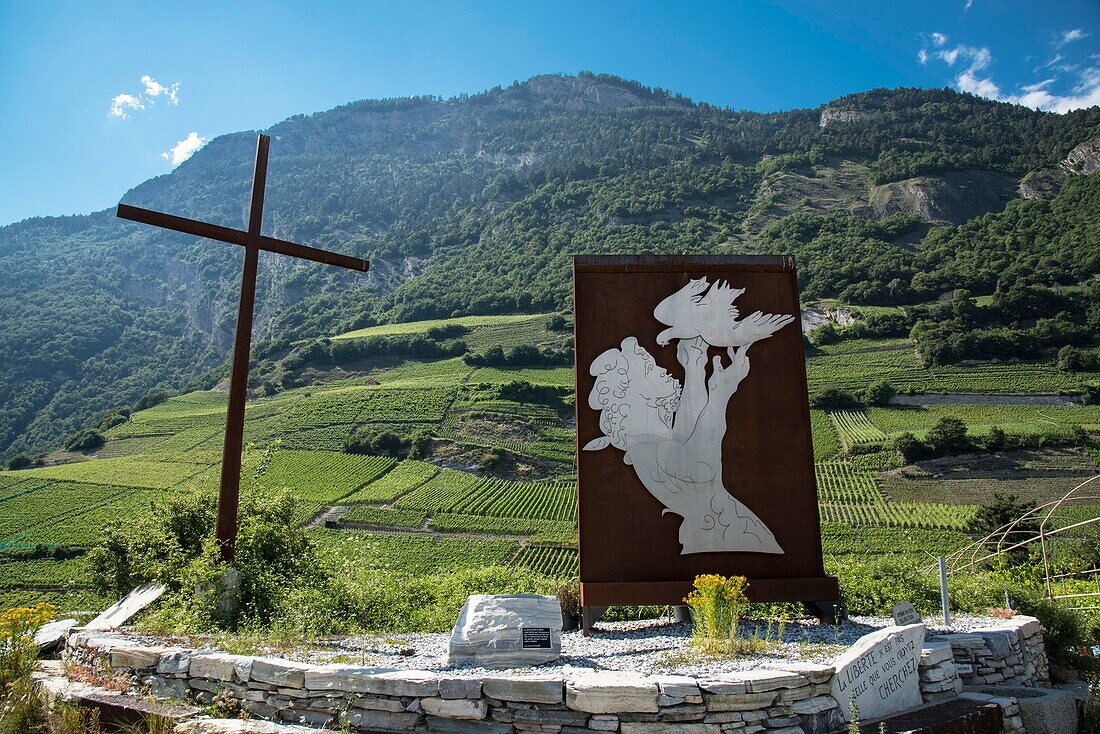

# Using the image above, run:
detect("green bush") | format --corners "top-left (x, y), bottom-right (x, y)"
top-left (63, 428), bottom-right (104, 453)
top-left (810, 388), bottom-right (863, 411)
top-left (6, 454), bottom-right (37, 470)
top-left (1015, 594), bottom-right (1086, 667)
top-left (89, 445), bottom-right (355, 635)
top-left (344, 427), bottom-right (411, 457)
top-left (864, 380), bottom-right (897, 407)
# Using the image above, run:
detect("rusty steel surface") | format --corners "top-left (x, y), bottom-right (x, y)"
top-left (573, 254), bottom-right (837, 611)
top-left (115, 134), bottom-right (368, 563)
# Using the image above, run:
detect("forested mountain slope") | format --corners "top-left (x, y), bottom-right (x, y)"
top-left (1, 73), bottom-right (1098, 461)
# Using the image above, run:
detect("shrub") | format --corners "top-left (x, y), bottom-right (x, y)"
top-left (925, 417), bottom-right (972, 455)
top-left (556, 578), bottom-right (580, 618)
top-left (967, 492), bottom-right (1038, 538)
top-left (133, 390), bottom-right (170, 411)
top-left (479, 450), bottom-right (505, 471)
top-left (547, 314), bottom-right (569, 332)
top-left (409, 430), bottom-right (433, 459)
top-left (1014, 595), bottom-right (1085, 668)
top-left (684, 574), bottom-right (750, 652)
top-left (894, 432), bottom-right (926, 463)
top-left (89, 444), bottom-right (354, 635)
top-left (425, 324), bottom-right (470, 340)
top-left (6, 454), bottom-right (37, 470)
top-left (864, 380), bottom-right (896, 407)
top-left (810, 388), bottom-right (863, 411)
top-left (64, 428), bottom-right (104, 453)
top-left (345, 428), bottom-right (411, 457)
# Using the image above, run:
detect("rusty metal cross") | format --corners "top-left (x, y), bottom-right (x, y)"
top-left (117, 133), bottom-right (369, 563)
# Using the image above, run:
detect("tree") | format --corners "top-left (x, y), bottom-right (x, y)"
top-left (967, 492), bottom-right (1038, 540)
top-left (809, 388), bottom-right (863, 411)
top-left (344, 428), bottom-right (411, 458)
top-left (64, 428), bottom-right (104, 453)
top-left (894, 432), bottom-right (926, 463)
top-left (925, 417), bottom-right (971, 455)
top-left (864, 381), bottom-right (896, 407)
top-left (6, 454), bottom-right (35, 470)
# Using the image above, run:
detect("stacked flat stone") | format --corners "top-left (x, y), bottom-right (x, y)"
top-left (928, 616), bottom-right (1047, 689)
top-left (65, 632), bottom-right (843, 734)
top-left (918, 641), bottom-right (962, 704)
top-left (959, 691), bottom-right (1026, 734)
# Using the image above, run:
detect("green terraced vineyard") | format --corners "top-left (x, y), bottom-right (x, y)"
top-left (249, 450), bottom-right (397, 502)
top-left (0, 556), bottom-right (93, 589)
top-left (370, 358), bottom-right (475, 388)
top-left (810, 410), bottom-right (839, 460)
top-left (819, 501), bottom-right (977, 530)
top-left (815, 462), bottom-right (882, 503)
top-left (10, 458), bottom-right (205, 489)
top-left (428, 514), bottom-right (577, 544)
top-left (332, 313), bottom-right (554, 342)
top-left (512, 545), bottom-right (578, 577)
top-left (0, 482), bottom-right (131, 542)
top-left (343, 460), bottom-right (438, 503)
top-left (806, 346), bottom-right (1099, 395)
top-left (2, 315), bottom-right (1097, 615)
top-left (341, 506), bottom-right (427, 527)
top-left (312, 529), bottom-right (516, 576)
top-left (829, 411), bottom-right (888, 449)
top-left (867, 405), bottom-right (1100, 438)
top-left (469, 366), bottom-right (574, 388)
top-left (398, 474), bottom-right (576, 521)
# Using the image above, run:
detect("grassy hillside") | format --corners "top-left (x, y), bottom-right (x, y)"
top-left (2, 318), bottom-right (1098, 621)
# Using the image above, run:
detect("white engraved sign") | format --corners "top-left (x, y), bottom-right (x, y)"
top-left (583, 278), bottom-right (795, 555)
top-left (832, 623), bottom-right (925, 722)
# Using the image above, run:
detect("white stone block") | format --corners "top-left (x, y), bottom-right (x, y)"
top-left (566, 671), bottom-right (659, 714)
top-left (832, 623), bottom-right (924, 722)
top-left (448, 594), bottom-right (563, 668)
top-left (421, 696), bottom-right (488, 720)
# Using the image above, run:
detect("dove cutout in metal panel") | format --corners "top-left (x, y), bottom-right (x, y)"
top-left (583, 277), bottom-right (795, 555)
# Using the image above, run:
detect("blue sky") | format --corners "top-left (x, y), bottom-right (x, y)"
top-left (0, 0), bottom-right (1097, 227)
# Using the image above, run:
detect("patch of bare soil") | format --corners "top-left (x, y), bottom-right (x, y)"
top-left (429, 439), bottom-right (559, 481)
top-left (878, 448), bottom-right (1099, 505)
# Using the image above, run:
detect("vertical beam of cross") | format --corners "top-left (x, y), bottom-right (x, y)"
top-left (213, 135), bottom-right (269, 562)
top-left (116, 134), bottom-right (369, 564)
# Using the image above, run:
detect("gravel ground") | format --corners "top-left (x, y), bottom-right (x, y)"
top-left (119, 613), bottom-right (1010, 679)
top-left (274, 613), bottom-right (1008, 678)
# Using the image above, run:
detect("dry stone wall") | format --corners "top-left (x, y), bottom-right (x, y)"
top-left (929, 617), bottom-right (1048, 689)
top-left (63, 616), bottom-right (1047, 734)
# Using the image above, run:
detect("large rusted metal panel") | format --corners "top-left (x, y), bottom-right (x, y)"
top-left (574, 254), bottom-right (837, 612)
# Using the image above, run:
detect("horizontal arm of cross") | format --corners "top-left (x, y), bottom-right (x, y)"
top-left (116, 203), bottom-right (369, 272)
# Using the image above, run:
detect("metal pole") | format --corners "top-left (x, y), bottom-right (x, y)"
top-left (939, 556), bottom-right (951, 626)
top-left (214, 134), bottom-right (269, 563)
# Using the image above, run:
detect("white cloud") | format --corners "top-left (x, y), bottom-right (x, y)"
top-left (1060, 28), bottom-right (1090, 46)
top-left (921, 31), bottom-right (1100, 113)
top-left (109, 93), bottom-right (145, 119)
top-left (956, 70), bottom-right (1002, 98)
top-left (141, 75), bottom-right (180, 105)
top-left (108, 75), bottom-right (182, 120)
top-left (160, 132), bottom-right (207, 165)
top-left (1020, 78), bottom-right (1055, 93)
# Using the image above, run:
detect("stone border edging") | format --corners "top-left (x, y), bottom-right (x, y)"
top-left (62, 615), bottom-right (1047, 734)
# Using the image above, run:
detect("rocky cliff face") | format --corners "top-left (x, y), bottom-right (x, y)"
top-left (869, 170), bottom-right (1019, 225)
top-left (1064, 136), bottom-right (1100, 174)
top-left (819, 108), bottom-right (877, 127)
